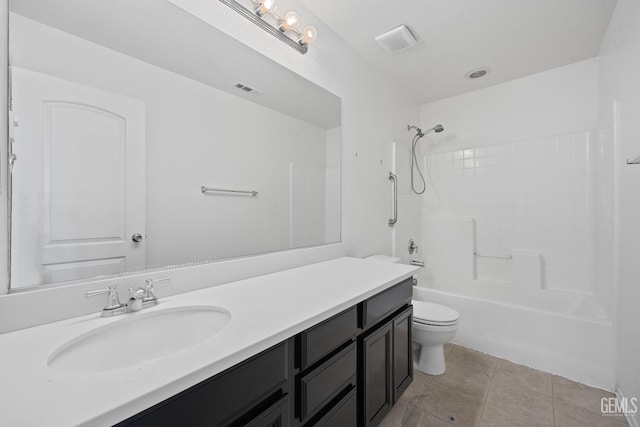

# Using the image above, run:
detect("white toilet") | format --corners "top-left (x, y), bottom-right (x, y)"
top-left (411, 300), bottom-right (459, 375)
top-left (364, 254), bottom-right (459, 375)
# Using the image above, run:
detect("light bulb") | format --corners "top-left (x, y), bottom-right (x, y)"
top-left (263, 0), bottom-right (276, 11)
top-left (300, 25), bottom-right (318, 45)
top-left (280, 10), bottom-right (299, 32)
top-left (254, 0), bottom-right (276, 16)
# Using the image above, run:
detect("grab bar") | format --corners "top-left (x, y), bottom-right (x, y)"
top-left (473, 251), bottom-right (512, 260)
top-left (388, 172), bottom-right (397, 227)
top-left (201, 186), bottom-right (258, 197)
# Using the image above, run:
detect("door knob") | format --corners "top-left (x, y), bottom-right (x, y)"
top-left (131, 233), bottom-right (143, 243)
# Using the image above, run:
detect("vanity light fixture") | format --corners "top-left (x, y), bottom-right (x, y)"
top-left (219, 0), bottom-right (318, 55)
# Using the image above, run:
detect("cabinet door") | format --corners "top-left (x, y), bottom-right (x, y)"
top-left (393, 306), bottom-right (413, 402)
top-left (360, 322), bottom-right (393, 427)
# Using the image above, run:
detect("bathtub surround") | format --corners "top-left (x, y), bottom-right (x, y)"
top-left (415, 59), bottom-right (616, 389)
top-left (422, 131), bottom-right (612, 305)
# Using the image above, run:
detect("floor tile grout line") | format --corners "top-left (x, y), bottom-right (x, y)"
top-left (416, 344), bottom-right (473, 426)
top-left (475, 355), bottom-right (499, 426)
top-left (420, 345), bottom-right (455, 425)
top-left (551, 375), bottom-right (556, 427)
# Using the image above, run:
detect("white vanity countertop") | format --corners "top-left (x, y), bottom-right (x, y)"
top-left (0, 256), bottom-right (419, 426)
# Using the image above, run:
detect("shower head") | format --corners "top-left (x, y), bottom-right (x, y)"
top-left (407, 124), bottom-right (444, 138)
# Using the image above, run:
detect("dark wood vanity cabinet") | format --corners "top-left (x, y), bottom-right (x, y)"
top-left (115, 277), bottom-right (413, 427)
top-left (359, 279), bottom-right (414, 427)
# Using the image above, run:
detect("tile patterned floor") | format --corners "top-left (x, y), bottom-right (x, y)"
top-left (380, 344), bottom-right (629, 427)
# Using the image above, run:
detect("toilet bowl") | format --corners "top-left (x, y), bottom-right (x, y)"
top-left (363, 254), bottom-right (459, 375)
top-left (411, 300), bottom-right (459, 375)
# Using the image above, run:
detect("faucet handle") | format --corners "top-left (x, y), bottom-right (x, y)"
top-left (86, 285), bottom-right (122, 310)
top-left (144, 276), bottom-right (171, 302)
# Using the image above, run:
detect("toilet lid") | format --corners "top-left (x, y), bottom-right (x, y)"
top-left (412, 300), bottom-right (459, 325)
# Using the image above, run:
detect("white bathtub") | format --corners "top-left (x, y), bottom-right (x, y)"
top-left (413, 279), bottom-right (616, 391)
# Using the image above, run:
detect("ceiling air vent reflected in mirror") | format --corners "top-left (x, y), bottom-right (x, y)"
top-left (234, 82), bottom-right (261, 94)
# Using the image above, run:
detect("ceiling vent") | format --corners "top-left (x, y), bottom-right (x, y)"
top-left (234, 82), bottom-right (261, 94)
top-left (375, 25), bottom-right (417, 54)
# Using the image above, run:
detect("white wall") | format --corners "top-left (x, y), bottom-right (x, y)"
top-left (599, 0), bottom-right (640, 422)
top-left (420, 58), bottom-right (599, 150)
top-left (416, 59), bottom-right (617, 389)
top-left (9, 14), bottom-right (333, 272)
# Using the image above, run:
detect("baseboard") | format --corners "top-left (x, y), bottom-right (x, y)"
top-left (616, 387), bottom-right (639, 427)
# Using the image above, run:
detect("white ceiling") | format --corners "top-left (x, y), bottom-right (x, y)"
top-left (301, 0), bottom-right (618, 104)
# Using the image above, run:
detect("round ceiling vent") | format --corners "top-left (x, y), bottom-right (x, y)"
top-left (465, 67), bottom-right (491, 79)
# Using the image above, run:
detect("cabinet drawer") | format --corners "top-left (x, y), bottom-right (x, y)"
top-left (117, 341), bottom-right (289, 427)
top-left (298, 342), bottom-right (356, 421)
top-left (245, 395), bottom-right (289, 427)
top-left (297, 306), bottom-right (357, 369)
top-left (314, 387), bottom-right (356, 427)
top-left (361, 278), bottom-right (412, 328)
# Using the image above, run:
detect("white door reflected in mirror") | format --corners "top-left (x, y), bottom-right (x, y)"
top-left (10, 67), bottom-right (146, 288)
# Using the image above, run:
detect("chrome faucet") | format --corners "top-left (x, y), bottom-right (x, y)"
top-left (127, 287), bottom-right (146, 312)
top-left (86, 277), bottom-right (171, 317)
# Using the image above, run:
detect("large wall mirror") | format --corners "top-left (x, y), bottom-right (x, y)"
top-left (7, 0), bottom-right (341, 291)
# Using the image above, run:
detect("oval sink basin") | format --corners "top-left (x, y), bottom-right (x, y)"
top-left (48, 306), bottom-right (231, 374)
